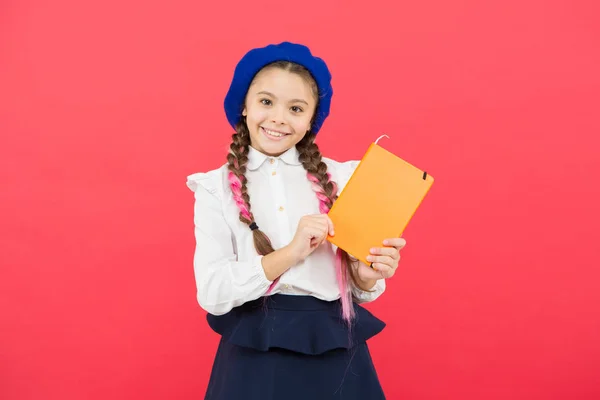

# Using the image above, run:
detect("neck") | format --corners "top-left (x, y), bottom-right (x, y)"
top-left (249, 145), bottom-right (292, 158)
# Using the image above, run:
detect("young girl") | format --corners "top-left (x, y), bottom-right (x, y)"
top-left (186, 41), bottom-right (406, 399)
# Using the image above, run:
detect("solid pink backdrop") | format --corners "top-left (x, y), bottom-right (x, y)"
top-left (1, 1), bottom-right (599, 399)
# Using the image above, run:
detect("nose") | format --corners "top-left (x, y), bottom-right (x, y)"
top-left (270, 106), bottom-right (286, 125)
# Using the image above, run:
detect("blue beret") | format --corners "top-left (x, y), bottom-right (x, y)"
top-left (224, 42), bottom-right (333, 135)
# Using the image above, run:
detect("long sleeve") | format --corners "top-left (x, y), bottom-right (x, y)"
top-left (187, 173), bottom-right (272, 316)
top-left (351, 278), bottom-right (386, 304)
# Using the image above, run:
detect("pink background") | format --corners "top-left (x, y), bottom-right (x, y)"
top-left (1, 0), bottom-right (599, 398)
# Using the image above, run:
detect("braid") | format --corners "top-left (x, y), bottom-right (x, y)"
top-left (227, 121), bottom-right (275, 256)
top-left (298, 140), bottom-right (338, 213)
top-left (297, 134), bottom-right (361, 323)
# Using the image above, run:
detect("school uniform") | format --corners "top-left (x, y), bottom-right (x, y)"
top-left (186, 145), bottom-right (388, 399)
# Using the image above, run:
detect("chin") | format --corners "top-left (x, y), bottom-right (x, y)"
top-left (258, 141), bottom-right (290, 156)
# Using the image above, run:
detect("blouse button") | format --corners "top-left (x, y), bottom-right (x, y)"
top-left (278, 206), bottom-right (284, 212)
top-left (269, 159), bottom-right (275, 164)
top-left (271, 171), bottom-right (276, 176)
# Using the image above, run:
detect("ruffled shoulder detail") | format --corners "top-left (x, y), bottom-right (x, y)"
top-left (206, 294), bottom-right (385, 355)
top-left (185, 165), bottom-right (228, 200)
top-left (321, 158), bottom-right (360, 196)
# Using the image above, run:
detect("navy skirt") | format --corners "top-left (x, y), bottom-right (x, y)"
top-left (204, 294), bottom-right (387, 399)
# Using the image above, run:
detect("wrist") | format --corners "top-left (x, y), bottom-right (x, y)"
top-left (355, 277), bottom-right (378, 291)
top-left (354, 261), bottom-right (378, 291)
top-left (261, 245), bottom-right (301, 281)
top-left (282, 243), bottom-right (303, 265)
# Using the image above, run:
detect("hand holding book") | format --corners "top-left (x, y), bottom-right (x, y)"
top-left (359, 237), bottom-right (407, 280)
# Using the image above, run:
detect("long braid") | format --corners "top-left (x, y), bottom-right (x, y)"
top-left (227, 121), bottom-right (275, 257)
top-left (297, 134), bottom-right (360, 323)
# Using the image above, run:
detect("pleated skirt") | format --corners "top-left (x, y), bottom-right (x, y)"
top-left (204, 294), bottom-right (387, 399)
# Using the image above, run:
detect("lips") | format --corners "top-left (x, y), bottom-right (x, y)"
top-left (261, 127), bottom-right (291, 138)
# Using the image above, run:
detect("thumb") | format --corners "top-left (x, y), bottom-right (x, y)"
top-left (325, 214), bottom-right (335, 236)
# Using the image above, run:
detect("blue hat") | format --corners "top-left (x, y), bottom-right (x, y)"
top-left (224, 42), bottom-right (333, 135)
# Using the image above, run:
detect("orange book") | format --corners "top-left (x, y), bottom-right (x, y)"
top-left (327, 141), bottom-right (434, 266)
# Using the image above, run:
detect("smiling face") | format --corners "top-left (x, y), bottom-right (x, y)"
top-left (242, 65), bottom-right (318, 157)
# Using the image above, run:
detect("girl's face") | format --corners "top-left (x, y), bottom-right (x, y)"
top-left (242, 67), bottom-right (317, 157)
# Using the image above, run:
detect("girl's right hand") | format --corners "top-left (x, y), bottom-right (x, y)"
top-left (287, 214), bottom-right (335, 263)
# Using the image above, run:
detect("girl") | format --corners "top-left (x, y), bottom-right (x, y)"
top-left (186, 41), bottom-right (406, 399)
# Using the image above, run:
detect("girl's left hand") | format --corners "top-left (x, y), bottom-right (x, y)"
top-left (356, 238), bottom-right (406, 281)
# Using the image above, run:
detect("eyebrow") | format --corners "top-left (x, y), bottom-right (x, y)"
top-left (256, 91), bottom-right (309, 106)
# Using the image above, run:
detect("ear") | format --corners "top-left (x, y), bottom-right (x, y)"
top-left (242, 108), bottom-right (247, 117)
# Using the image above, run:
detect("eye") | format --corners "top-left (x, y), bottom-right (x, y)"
top-left (260, 98), bottom-right (272, 106)
top-left (291, 106), bottom-right (303, 113)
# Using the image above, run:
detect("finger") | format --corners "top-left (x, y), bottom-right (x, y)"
top-left (369, 247), bottom-right (398, 259)
top-left (310, 219), bottom-right (333, 232)
top-left (307, 214), bottom-right (334, 235)
top-left (324, 214), bottom-right (335, 236)
top-left (304, 220), bottom-right (329, 234)
top-left (366, 254), bottom-right (395, 266)
top-left (371, 263), bottom-right (395, 278)
top-left (306, 226), bottom-right (327, 240)
top-left (310, 237), bottom-right (325, 248)
top-left (383, 237), bottom-right (406, 249)
top-left (301, 215), bottom-right (326, 227)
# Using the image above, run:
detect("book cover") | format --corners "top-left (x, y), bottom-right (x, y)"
top-left (327, 142), bottom-right (434, 266)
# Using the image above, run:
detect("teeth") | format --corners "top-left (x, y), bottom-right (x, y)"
top-left (263, 128), bottom-right (286, 137)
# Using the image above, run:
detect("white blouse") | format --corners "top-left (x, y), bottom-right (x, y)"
top-left (186, 145), bottom-right (385, 316)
